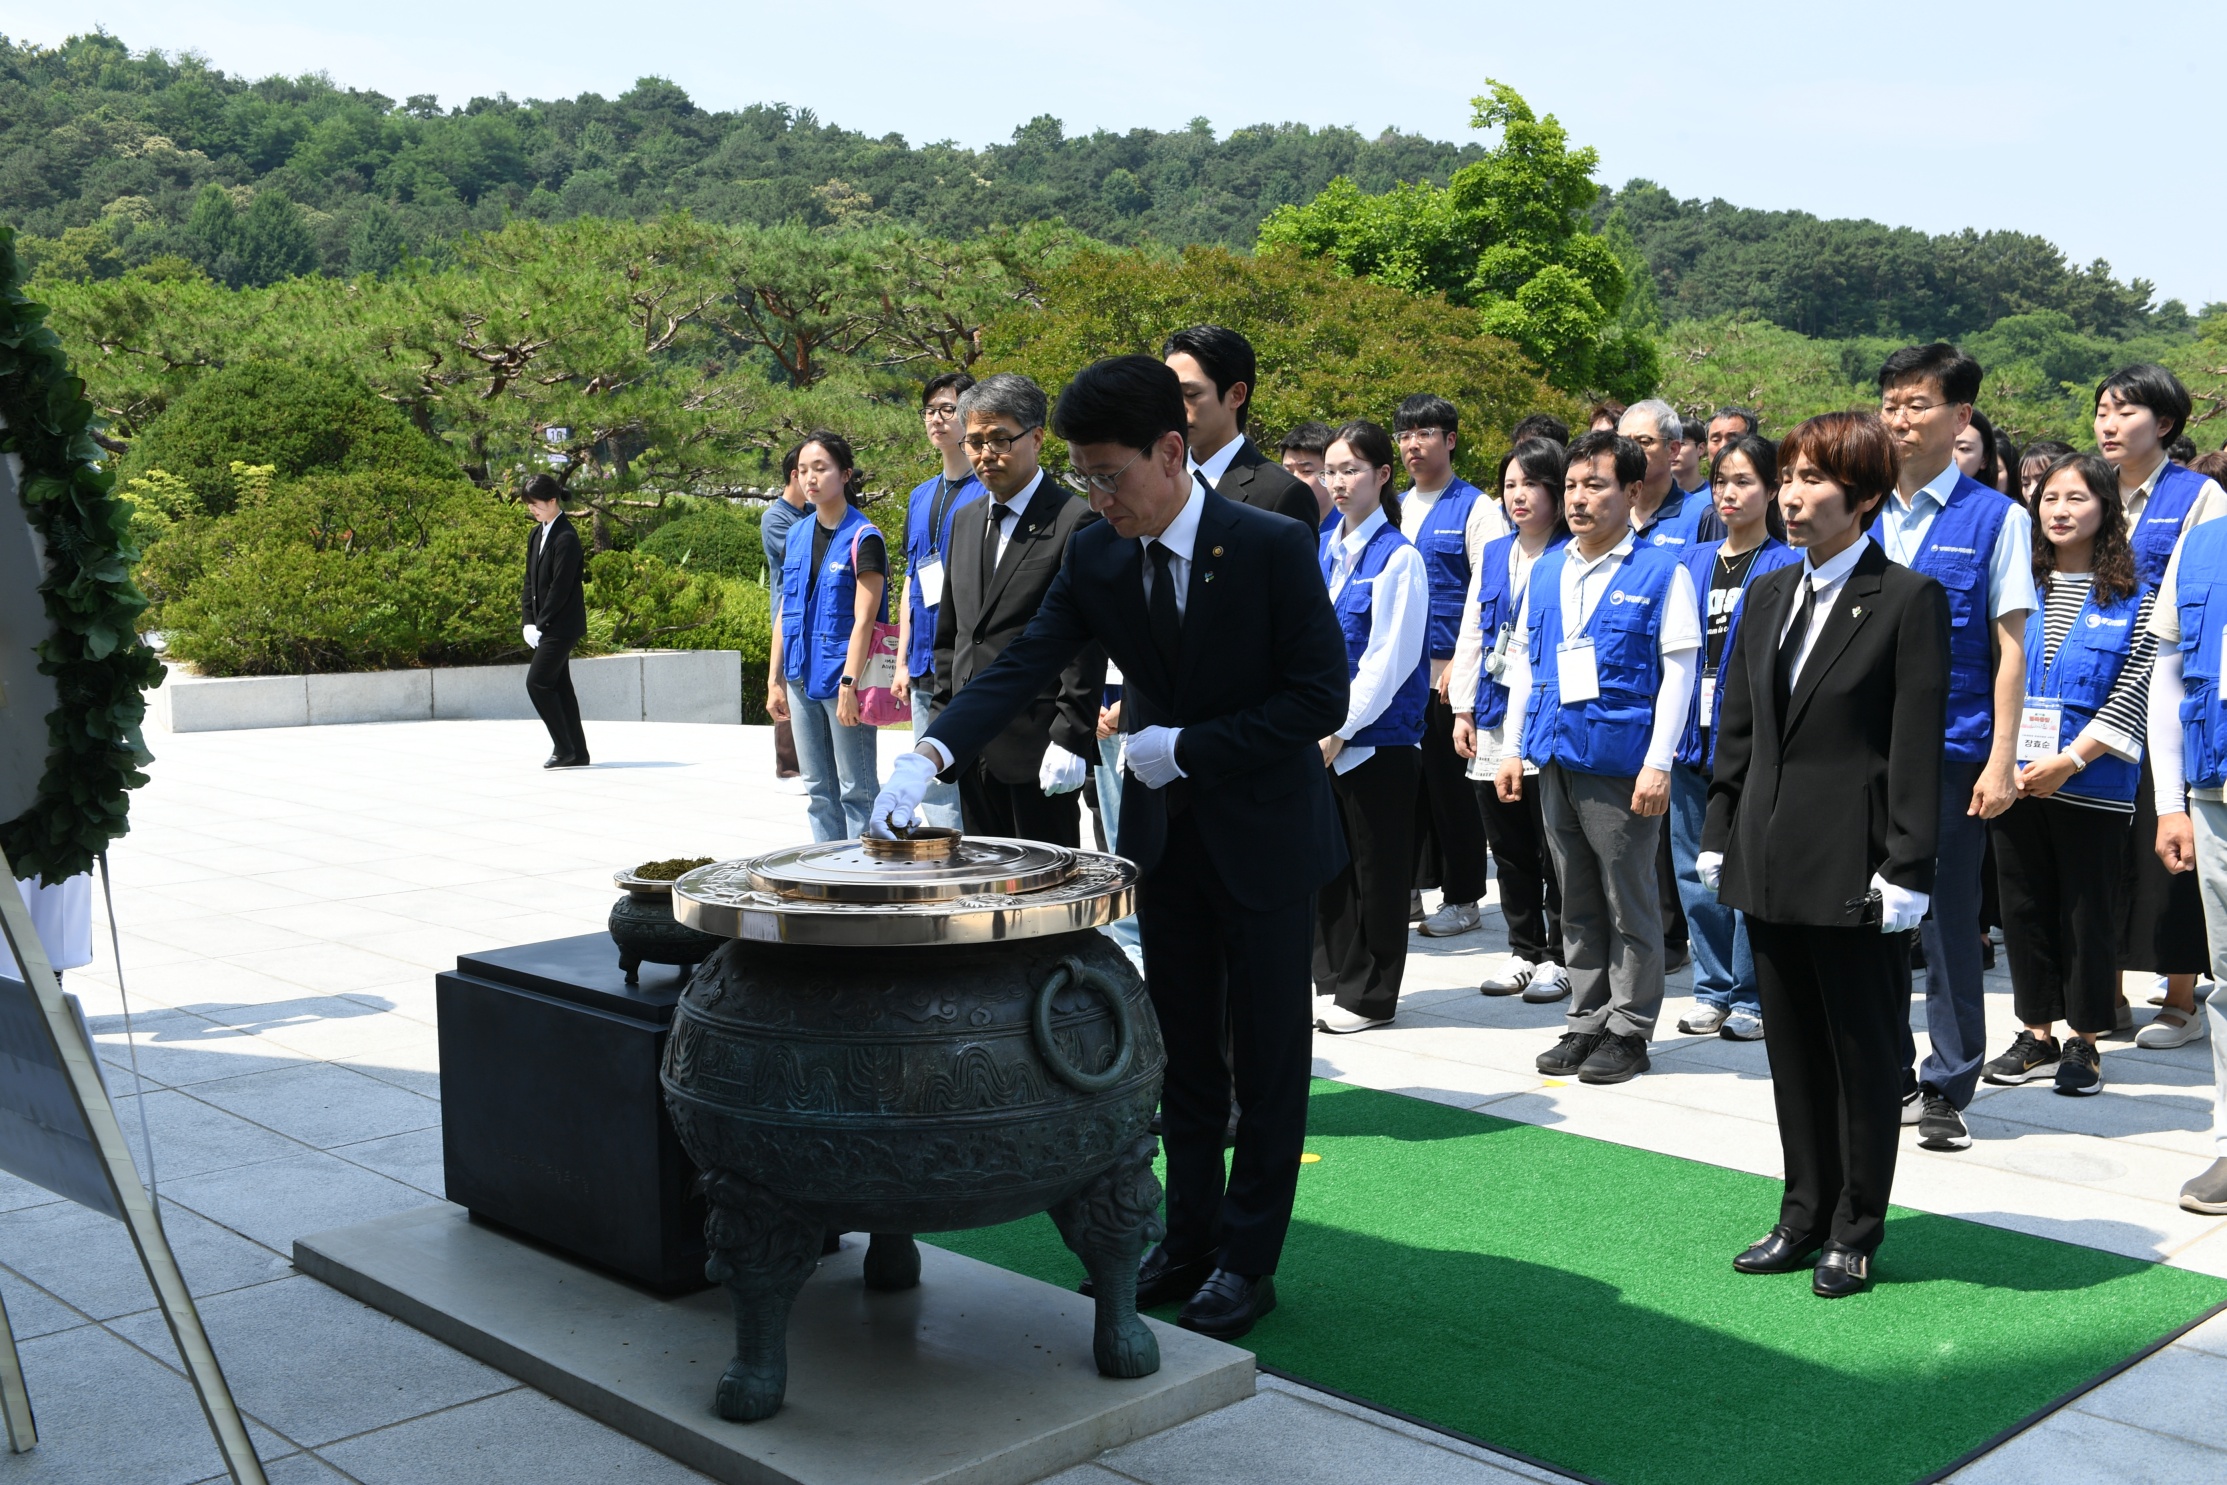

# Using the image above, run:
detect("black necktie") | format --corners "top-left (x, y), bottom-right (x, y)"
top-left (1775, 574), bottom-right (1817, 716)
top-left (980, 503), bottom-right (1011, 596)
top-left (1147, 540), bottom-right (1183, 678)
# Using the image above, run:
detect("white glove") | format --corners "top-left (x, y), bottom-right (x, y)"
top-left (1126, 726), bottom-right (1187, 789)
top-left (1039, 746), bottom-right (1088, 796)
top-left (1694, 851), bottom-right (1723, 892)
top-left (1869, 872), bottom-right (1929, 934)
top-left (522, 624), bottom-right (542, 648)
top-left (865, 751), bottom-right (939, 839)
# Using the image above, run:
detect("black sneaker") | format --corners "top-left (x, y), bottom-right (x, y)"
top-left (1981, 1030), bottom-right (2061, 1085)
top-left (1577, 1031), bottom-right (1651, 1085)
top-left (1537, 1029), bottom-right (1607, 1076)
top-left (1918, 1094), bottom-right (1971, 1151)
top-left (2054, 1036), bottom-right (2103, 1097)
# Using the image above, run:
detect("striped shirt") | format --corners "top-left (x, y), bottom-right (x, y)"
top-left (2037, 572), bottom-right (2155, 813)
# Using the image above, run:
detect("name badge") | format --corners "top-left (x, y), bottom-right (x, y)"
top-left (1556, 637), bottom-right (1600, 704)
top-left (2017, 698), bottom-right (2063, 765)
top-left (914, 558), bottom-right (945, 609)
top-left (1699, 670), bottom-right (1717, 726)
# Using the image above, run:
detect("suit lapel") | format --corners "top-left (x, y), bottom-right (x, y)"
top-left (981, 478), bottom-right (1060, 615)
top-left (1784, 550), bottom-right (1884, 733)
top-left (1174, 498), bottom-right (1234, 705)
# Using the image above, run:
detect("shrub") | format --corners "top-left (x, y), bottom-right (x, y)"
top-left (637, 503), bottom-right (766, 581)
top-left (582, 550), bottom-right (724, 650)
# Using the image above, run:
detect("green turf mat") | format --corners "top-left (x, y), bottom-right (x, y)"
top-left (927, 1079), bottom-right (2227, 1485)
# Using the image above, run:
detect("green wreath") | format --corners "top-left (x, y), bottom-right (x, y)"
top-left (0, 227), bottom-right (164, 883)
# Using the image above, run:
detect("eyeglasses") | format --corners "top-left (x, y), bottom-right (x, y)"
top-left (963, 426), bottom-right (1038, 455)
top-left (923, 403), bottom-right (961, 421)
top-left (1060, 449), bottom-right (1145, 497)
top-left (1394, 429), bottom-right (1446, 446)
top-left (1880, 399), bottom-right (1952, 421)
top-left (1322, 464), bottom-right (1379, 483)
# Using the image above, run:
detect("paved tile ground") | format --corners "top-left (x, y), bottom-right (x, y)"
top-left (3, 718), bottom-right (2224, 1483)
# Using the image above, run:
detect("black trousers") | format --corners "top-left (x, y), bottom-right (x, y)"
top-left (958, 759), bottom-right (1081, 846)
top-left (526, 636), bottom-right (587, 761)
top-left (1140, 810), bottom-right (1314, 1277)
top-left (1657, 810), bottom-right (1687, 950)
top-left (1475, 775), bottom-right (1562, 965)
top-left (1749, 919), bottom-right (1907, 1257)
top-left (1412, 689), bottom-right (1489, 903)
top-left (2121, 754), bottom-right (2210, 973)
top-left (1992, 795), bottom-right (2128, 1036)
top-left (1315, 747), bottom-right (1420, 1017)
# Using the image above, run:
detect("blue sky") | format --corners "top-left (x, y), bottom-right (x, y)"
top-left (9, 1), bottom-right (2224, 308)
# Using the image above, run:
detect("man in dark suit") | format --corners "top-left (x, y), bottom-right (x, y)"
top-left (934, 373), bottom-right (1104, 844)
top-left (1162, 325), bottom-right (1320, 530)
top-left (872, 356), bottom-right (1350, 1340)
top-left (520, 474), bottom-right (589, 768)
top-left (1700, 411), bottom-right (1948, 1298)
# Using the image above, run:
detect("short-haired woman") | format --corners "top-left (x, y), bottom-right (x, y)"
top-left (766, 431), bottom-right (887, 841)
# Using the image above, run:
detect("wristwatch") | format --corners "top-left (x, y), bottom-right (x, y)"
top-left (2063, 749), bottom-right (2087, 773)
top-left (839, 675), bottom-right (856, 688)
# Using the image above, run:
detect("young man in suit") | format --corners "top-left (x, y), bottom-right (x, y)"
top-left (1493, 430), bottom-right (1703, 1085)
top-left (932, 373), bottom-right (1103, 844)
top-left (1871, 344), bottom-right (2036, 1153)
top-left (873, 355), bottom-right (1350, 1340)
top-left (1162, 325), bottom-right (1320, 531)
top-left (520, 474), bottom-right (589, 768)
top-left (895, 373), bottom-right (982, 829)
top-left (1699, 411), bottom-right (1949, 1297)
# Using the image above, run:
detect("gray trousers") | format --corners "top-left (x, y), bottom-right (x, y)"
top-left (1539, 763), bottom-right (1665, 1038)
top-left (2188, 799), bottom-right (2227, 1154)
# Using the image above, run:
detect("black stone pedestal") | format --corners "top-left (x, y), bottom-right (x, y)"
top-left (436, 934), bottom-right (708, 1293)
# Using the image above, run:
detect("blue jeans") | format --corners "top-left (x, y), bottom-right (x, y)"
top-left (1902, 758), bottom-right (1990, 1108)
top-left (908, 676), bottom-right (962, 830)
top-left (787, 683), bottom-right (881, 842)
top-left (1670, 762), bottom-right (1757, 1013)
top-left (1096, 733), bottom-right (1144, 972)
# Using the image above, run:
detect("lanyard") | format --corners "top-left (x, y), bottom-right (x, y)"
top-left (928, 474), bottom-right (968, 556)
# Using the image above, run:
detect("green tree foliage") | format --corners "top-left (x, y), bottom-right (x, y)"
top-left (1651, 316), bottom-right (1869, 434)
top-left (982, 243), bottom-right (1578, 485)
top-left (638, 502), bottom-right (766, 581)
top-left (583, 549), bottom-right (723, 650)
top-left (1258, 84), bottom-right (1655, 398)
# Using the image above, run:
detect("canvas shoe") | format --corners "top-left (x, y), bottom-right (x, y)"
top-left (2135, 1008), bottom-right (2206, 1049)
top-left (1677, 1003), bottom-right (1728, 1036)
top-left (1420, 901), bottom-right (1482, 937)
top-left (1981, 1029), bottom-right (2061, 1084)
top-left (1520, 962), bottom-right (1570, 1003)
top-left (1720, 1009), bottom-right (1765, 1041)
top-left (1478, 955), bottom-right (1539, 996)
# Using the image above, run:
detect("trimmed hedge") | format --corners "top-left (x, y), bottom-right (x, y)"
top-left (637, 503), bottom-right (765, 581)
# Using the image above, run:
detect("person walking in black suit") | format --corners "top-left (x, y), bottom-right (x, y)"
top-left (933, 373), bottom-right (1105, 844)
top-left (520, 474), bottom-right (589, 768)
top-left (1699, 412), bottom-right (1949, 1297)
top-left (872, 355), bottom-right (1350, 1340)
top-left (1162, 325), bottom-right (1321, 531)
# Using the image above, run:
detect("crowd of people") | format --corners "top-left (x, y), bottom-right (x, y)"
top-left (748, 326), bottom-right (2227, 1324)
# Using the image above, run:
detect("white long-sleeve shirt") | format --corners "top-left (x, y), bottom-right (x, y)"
top-left (1325, 508), bottom-right (1429, 776)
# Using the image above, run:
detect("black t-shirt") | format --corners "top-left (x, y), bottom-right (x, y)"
top-left (1705, 545), bottom-right (1761, 677)
top-left (808, 519), bottom-right (887, 598)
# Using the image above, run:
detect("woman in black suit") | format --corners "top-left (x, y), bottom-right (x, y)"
top-left (1698, 412), bottom-right (1950, 1297)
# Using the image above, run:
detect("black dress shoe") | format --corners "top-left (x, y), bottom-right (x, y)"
top-left (1812, 1246), bottom-right (1872, 1298)
top-left (1079, 1243), bottom-right (1219, 1307)
top-left (1733, 1224), bottom-right (1822, 1274)
top-left (1177, 1269), bottom-right (1276, 1340)
top-left (546, 754), bottom-right (591, 769)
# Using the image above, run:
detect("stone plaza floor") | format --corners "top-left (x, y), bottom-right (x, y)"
top-left (2, 717), bottom-right (2225, 1484)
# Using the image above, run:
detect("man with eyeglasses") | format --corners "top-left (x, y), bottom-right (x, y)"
top-left (894, 372), bottom-right (983, 828)
top-left (1871, 343), bottom-right (2035, 1155)
top-left (872, 355), bottom-right (1349, 1340)
top-left (1617, 400), bottom-right (1708, 551)
top-left (1163, 325), bottom-right (1320, 531)
top-left (930, 373), bottom-right (1103, 846)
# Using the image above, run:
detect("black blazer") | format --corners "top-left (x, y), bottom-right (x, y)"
top-left (521, 515), bottom-right (587, 643)
top-left (932, 473), bottom-right (1106, 783)
top-left (1209, 439), bottom-right (1321, 530)
top-left (1701, 540), bottom-right (1949, 928)
top-left (926, 489), bottom-right (1350, 910)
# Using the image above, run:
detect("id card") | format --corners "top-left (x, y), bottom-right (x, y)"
top-left (914, 558), bottom-right (945, 609)
top-left (1556, 637), bottom-right (1600, 703)
top-left (2016, 698), bottom-right (2063, 764)
top-left (1699, 670), bottom-right (1717, 724)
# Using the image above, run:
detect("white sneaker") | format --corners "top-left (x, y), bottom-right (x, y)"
top-left (2136, 1007), bottom-right (2208, 1049)
top-left (1479, 955), bottom-right (1539, 995)
top-left (1678, 1003), bottom-right (1727, 1035)
top-left (1420, 901), bottom-right (1482, 937)
top-left (1316, 1004), bottom-right (1393, 1035)
top-left (1521, 962), bottom-right (1570, 1003)
top-left (1721, 1009), bottom-right (1765, 1041)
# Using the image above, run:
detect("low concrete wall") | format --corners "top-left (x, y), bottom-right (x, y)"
top-left (150, 651), bottom-right (742, 734)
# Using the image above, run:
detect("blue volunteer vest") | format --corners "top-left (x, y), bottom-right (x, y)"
top-left (1635, 484), bottom-right (1707, 550)
top-left (2131, 462), bottom-right (2211, 594)
top-left (1674, 537), bottom-right (1800, 768)
top-left (1470, 531), bottom-right (1567, 731)
top-left (2172, 517), bottom-right (2227, 792)
top-left (1321, 518), bottom-right (1429, 748)
top-left (1412, 476), bottom-right (1485, 659)
top-left (1870, 473), bottom-right (2016, 763)
top-left (900, 471), bottom-right (982, 675)
top-left (780, 504), bottom-right (881, 702)
top-left (2023, 582), bottom-right (2142, 805)
top-left (1520, 542), bottom-right (1684, 778)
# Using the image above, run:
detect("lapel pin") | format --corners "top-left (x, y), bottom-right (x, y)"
top-left (1851, 605), bottom-right (1863, 618)
top-left (1204, 571), bottom-right (1216, 583)
top-left (1212, 545), bottom-right (1224, 556)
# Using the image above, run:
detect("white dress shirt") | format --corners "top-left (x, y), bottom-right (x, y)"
top-left (1324, 508), bottom-right (1429, 776)
top-left (1777, 535), bottom-right (1870, 688)
top-left (979, 469), bottom-right (1043, 568)
top-left (1496, 533), bottom-right (1702, 772)
top-left (1875, 459), bottom-right (2038, 620)
top-left (1188, 435), bottom-right (1246, 491)
top-left (1141, 478), bottom-right (1206, 621)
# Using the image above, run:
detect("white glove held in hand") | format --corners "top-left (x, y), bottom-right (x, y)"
top-left (865, 751), bottom-right (939, 839)
top-left (1125, 726), bottom-right (1186, 789)
top-left (522, 624), bottom-right (542, 648)
top-left (1694, 851), bottom-right (1723, 893)
top-left (1869, 872), bottom-right (1928, 934)
top-left (1038, 746), bottom-right (1088, 797)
